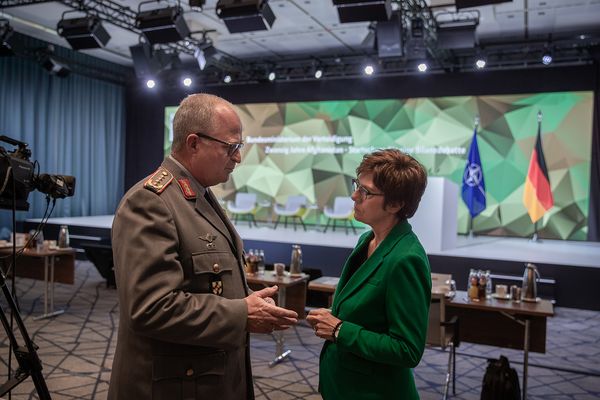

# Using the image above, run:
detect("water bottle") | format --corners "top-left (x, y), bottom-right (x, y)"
top-left (485, 270), bottom-right (493, 298)
top-left (35, 231), bottom-right (44, 252)
top-left (257, 249), bottom-right (265, 275)
top-left (290, 244), bottom-right (302, 276)
top-left (58, 225), bottom-right (70, 248)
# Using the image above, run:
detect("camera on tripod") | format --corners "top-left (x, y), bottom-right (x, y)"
top-left (0, 135), bottom-right (75, 210)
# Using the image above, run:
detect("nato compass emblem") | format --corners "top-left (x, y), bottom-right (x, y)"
top-left (199, 233), bottom-right (217, 249)
top-left (464, 163), bottom-right (485, 194)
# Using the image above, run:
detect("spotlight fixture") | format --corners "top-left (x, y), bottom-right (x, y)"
top-left (437, 18), bottom-right (478, 50)
top-left (417, 62), bottom-right (428, 72)
top-left (377, 11), bottom-right (403, 58)
top-left (130, 42), bottom-right (160, 78)
top-left (223, 74), bottom-right (232, 83)
top-left (333, 0), bottom-right (392, 23)
top-left (363, 64), bottom-right (374, 75)
top-left (146, 79), bottom-right (156, 88)
top-left (41, 56), bottom-right (71, 78)
top-left (0, 19), bottom-right (14, 56)
top-left (216, 0), bottom-right (276, 34)
top-left (182, 77), bottom-right (192, 87)
top-left (314, 69), bottom-right (323, 79)
top-left (135, 6), bottom-right (190, 44)
top-left (542, 52), bottom-right (553, 65)
top-left (410, 18), bottom-right (424, 38)
top-left (57, 14), bottom-right (111, 50)
top-left (189, 0), bottom-right (206, 9)
top-left (268, 71), bottom-right (276, 81)
top-left (194, 42), bottom-right (218, 70)
top-left (475, 57), bottom-right (486, 69)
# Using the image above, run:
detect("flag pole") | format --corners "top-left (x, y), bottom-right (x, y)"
top-left (530, 110), bottom-right (543, 243)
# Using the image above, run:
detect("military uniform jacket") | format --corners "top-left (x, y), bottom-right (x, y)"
top-left (108, 157), bottom-right (254, 400)
top-left (319, 221), bottom-right (431, 400)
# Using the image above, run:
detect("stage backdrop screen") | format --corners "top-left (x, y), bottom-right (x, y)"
top-left (164, 91), bottom-right (594, 240)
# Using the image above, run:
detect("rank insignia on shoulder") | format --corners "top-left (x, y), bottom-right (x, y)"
top-left (177, 178), bottom-right (197, 200)
top-left (210, 277), bottom-right (223, 296)
top-left (144, 168), bottom-right (173, 194)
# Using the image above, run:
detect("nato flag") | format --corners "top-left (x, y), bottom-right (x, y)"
top-left (462, 128), bottom-right (486, 217)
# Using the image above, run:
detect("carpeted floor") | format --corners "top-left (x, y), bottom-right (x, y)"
top-left (1, 261), bottom-right (599, 399)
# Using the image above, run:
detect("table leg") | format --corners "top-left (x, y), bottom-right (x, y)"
top-left (269, 286), bottom-right (291, 367)
top-left (34, 255), bottom-right (64, 320)
top-left (523, 319), bottom-right (530, 399)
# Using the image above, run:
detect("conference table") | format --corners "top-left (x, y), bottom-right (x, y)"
top-left (445, 291), bottom-right (554, 400)
top-left (307, 276), bottom-right (554, 399)
top-left (0, 246), bottom-right (76, 319)
top-left (246, 271), bottom-right (310, 367)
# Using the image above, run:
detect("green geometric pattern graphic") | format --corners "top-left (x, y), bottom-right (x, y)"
top-left (164, 92), bottom-right (594, 240)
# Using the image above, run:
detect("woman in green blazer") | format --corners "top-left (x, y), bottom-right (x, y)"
top-left (307, 149), bottom-right (431, 400)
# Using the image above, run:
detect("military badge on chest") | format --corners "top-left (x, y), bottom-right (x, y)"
top-left (209, 262), bottom-right (223, 295)
top-left (199, 233), bottom-right (217, 249)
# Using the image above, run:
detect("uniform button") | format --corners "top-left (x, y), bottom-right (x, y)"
top-left (213, 263), bottom-right (220, 273)
top-left (162, 171), bottom-right (168, 176)
top-left (186, 368), bottom-right (194, 377)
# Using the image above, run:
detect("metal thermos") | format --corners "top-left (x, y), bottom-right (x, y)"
top-left (521, 263), bottom-right (540, 301)
top-left (58, 225), bottom-right (70, 248)
top-left (290, 244), bottom-right (302, 275)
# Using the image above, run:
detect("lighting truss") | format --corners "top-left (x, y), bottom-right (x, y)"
top-left (0, 0), bottom-right (244, 71)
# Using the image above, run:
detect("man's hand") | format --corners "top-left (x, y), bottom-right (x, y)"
top-left (245, 286), bottom-right (298, 334)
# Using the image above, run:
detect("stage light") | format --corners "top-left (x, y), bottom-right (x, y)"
top-left (333, 0), bottom-right (392, 23)
top-left (377, 11), bottom-right (403, 58)
top-left (57, 15), bottom-right (111, 50)
top-left (437, 19), bottom-right (478, 50)
top-left (0, 19), bottom-right (15, 56)
top-left (146, 79), bottom-right (156, 88)
top-left (542, 52), bottom-right (553, 65)
top-left (40, 56), bottom-right (71, 77)
top-left (417, 62), bottom-right (428, 72)
top-left (363, 64), bottom-right (374, 75)
top-left (411, 18), bottom-right (424, 38)
top-left (183, 77), bottom-right (192, 87)
top-left (268, 71), bottom-right (276, 81)
top-left (216, 0), bottom-right (276, 34)
top-left (135, 6), bottom-right (190, 44)
top-left (189, 0), bottom-right (206, 9)
top-left (314, 69), bottom-right (323, 79)
top-left (475, 58), bottom-right (486, 69)
top-left (223, 74), bottom-right (232, 83)
top-left (194, 42), bottom-right (218, 70)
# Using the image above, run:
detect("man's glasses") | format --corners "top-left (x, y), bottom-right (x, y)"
top-left (194, 133), bottom-right (244, 156)
top-left (352, 178), bottom-right (384, 199)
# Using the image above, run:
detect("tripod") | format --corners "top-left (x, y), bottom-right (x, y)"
top-left (0, 243), bottom-right (52, 399)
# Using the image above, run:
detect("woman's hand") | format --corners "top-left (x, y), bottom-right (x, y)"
top-left (306, 308), bottom-right (342, 342)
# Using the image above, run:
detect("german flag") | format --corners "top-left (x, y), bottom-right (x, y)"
top-left (523, 123), bottom-right (553, 223)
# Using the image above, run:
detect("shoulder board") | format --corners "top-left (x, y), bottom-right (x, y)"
top-left (143, 167), bottom-right (174, 194)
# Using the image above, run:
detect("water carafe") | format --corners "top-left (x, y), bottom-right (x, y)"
top-left (290, 244), bottom-right (302, 276)
top-left (521, 263), bottom-right (540, 302)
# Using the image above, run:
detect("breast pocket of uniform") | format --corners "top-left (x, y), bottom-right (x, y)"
top-left (191, 251), bottom-right (236, 296)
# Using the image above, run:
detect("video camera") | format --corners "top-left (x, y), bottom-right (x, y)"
top-left (0, 135), bottom-right (75, 211)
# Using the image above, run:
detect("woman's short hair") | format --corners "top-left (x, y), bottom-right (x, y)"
top-left (356, 149), bottom-right (427, 219)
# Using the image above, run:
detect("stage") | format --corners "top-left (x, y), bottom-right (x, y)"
top-left (26, 215), bottom-right (600, 310)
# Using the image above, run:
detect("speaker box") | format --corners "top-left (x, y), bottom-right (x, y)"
top-left (57, 17), bottom-right (111, 49)
top-left (377, 12), bottom-right (403, 58)
top-left (437, 24), bottom-right (477, 49)
top-left (216, 0), bottom-right (276, 33)
top-left (455, 0), bottom-right (512, 9)
top-left (135, 7), bottom-right (190, 44)
top-left (333, 0), bottom-right (392, 23)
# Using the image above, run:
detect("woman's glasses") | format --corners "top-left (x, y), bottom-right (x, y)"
top-left (194, 133), bottom-right (244, 156)
top-left (351, 179), bottom-right (384, 199)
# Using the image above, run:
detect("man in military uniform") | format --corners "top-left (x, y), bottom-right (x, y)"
top-left (108, 93), bottom-right (298, 400)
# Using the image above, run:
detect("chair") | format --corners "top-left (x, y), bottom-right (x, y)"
top-left (322, 196), bottom-right (356, 234)
top-left (226, 193), bottom-right (258, 227)
top-left (273, 195), bottom-right (308, 231)
top-left (427, 273), bottom-right (460, 400)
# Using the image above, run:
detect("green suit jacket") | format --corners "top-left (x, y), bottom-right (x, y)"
top-left (319, 220), bottom-right (431, 400)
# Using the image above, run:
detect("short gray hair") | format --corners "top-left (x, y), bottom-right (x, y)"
top-left (171, 93), bottom-right (234, 153)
